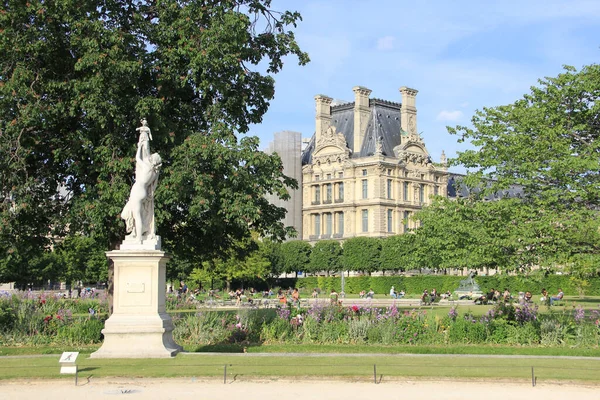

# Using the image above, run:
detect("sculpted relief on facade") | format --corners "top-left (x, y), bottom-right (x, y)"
top-left (313, 125), bottom-right (351, 166)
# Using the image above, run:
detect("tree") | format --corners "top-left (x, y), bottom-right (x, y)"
top-left (308, 240), bottom-right (342, 276)
top-left (450, 64), bottom-right (600, 211)
top-left (194, 232), bottom-right (270, 290)
top-left (342, 237), bottom-right (381, 274)
top-left (413, 197), bottom-right (520, 272)
top-left (280, 240), bottom-right (311, 275)
top-left (0, 1), bottom-right (309, 285)
top-left (380, 234), bottom-right (415, 273)
top-left (447, 64), bottom-right (600, 274)
top-left (260, 238), bottom-right (284, 279)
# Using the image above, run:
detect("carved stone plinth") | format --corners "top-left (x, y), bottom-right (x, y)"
top-left (91, 250), bottom-right (182, 358)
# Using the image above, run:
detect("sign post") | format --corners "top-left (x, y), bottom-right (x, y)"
top-left (59, 351), bottom-right (79, 384)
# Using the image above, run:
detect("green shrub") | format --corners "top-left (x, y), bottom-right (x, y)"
top-left (0, 301), bottom-right (16, 332)
top-left (448, 316), bottom-right (487, 344)
top-left (319, 320), bottom-right (349, 343)
top-left (348, 317), bottom-right (371, 343)
top-left (56, 317), bottom-right (105, 345)
top-left (505, 321), bottom-right (540, 345)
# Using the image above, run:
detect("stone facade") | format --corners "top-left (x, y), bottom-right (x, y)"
top-left (266, 131), bottom-right (303, 238)
top-left (301, 86), bottom-right (448, 244)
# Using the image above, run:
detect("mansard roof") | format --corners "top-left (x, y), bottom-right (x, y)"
top-left (447, 173), bottom-right (525, 200)
top-left (301, 99), bottom-right (406, 165)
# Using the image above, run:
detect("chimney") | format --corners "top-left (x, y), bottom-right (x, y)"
top-left (353, 86), bottom-right (372, 153)
top-left (399, 86), bottom-right (418, 142)
top-left (315, 94), bottom-right (333, 141)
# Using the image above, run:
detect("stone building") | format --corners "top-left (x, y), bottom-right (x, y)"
top-left (265, 131), bottom-right (303, 238)
top-left (300, 86), bottom-right (448, 243)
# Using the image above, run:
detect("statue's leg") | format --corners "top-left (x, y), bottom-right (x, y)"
top-left (133, 208), bottom-right (143, 243)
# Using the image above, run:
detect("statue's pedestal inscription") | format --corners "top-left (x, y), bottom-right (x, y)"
top-left (91, 250), bottom-right (181, 358)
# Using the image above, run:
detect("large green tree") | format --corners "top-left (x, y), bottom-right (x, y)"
top-left (444, 64), bottom-right (600, 274)
top-left (308, 239), bottom-right (342, 276)
top-left (380, 234), bottom-right (416, 273)
top-left (280, 240), bottom-right (311, 275)
top-left (342, 237), bottom-right (381, 274)
top-left (450, 64), bottom-right (600, 210)
top-left (0, 0), bottom-right (308, 285)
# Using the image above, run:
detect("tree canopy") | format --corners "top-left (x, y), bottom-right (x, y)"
top-left (342, 237), bottom-right (381, 275)
top-left (308, 239), bottom-right (342, 276)
top-left (0, 0), bottom-right (308, 286)
top-left (439, 64), bottom-right (600, 274)
top-left (450, 64), bottom-right (600, 211)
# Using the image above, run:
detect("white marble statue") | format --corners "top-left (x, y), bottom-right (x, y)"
top-left (136, 118), bottom-right (153, 160)
top-left (121, 120), bottom-right (162, 244)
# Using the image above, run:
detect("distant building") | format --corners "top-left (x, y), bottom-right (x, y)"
top-left (265, 131), bottom-right (303, 239)
top-left (300, 86), bottom-right (449, 243)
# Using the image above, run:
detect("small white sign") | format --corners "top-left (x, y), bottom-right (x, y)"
top-left (59, 352), bottom-right (79, 374)
top-left (59, 352), bottom-right (79, 363)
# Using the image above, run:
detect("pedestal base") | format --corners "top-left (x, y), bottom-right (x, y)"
top-left (91, 314), bottom-right (181, 358)
top-left (454, 290), bottom-right (484, 300)
top-left (90, 249), bottom-right (182, 358)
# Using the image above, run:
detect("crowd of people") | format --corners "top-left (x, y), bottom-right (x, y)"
top-left (473, 287), bottom-right (564, 306)
top-left (168, 282), bottom-right (567, 308)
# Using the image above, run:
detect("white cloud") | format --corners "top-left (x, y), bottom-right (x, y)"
top-left (436, 110), bottom-right (463, 121)
top-left (376, 36), bottom-right (395, 51)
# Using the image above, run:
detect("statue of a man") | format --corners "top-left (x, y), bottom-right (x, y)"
top-left (121, 124), bottom-right (162, 243)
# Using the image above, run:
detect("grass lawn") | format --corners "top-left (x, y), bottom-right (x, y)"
top-left (2, 352), bottom-right (600, 383)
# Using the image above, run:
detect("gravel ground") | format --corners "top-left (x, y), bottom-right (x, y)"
top-left (1, 378), bottom-right (599, 400)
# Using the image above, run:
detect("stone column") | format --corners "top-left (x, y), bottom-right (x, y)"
top-left (315, 94), bottom-right (333, 140)
top-left (400, 86), bottom-right (418, 143)
top-left (353, 86), bottom-right (372, 152)
top-left (90, 250), bottom-right (182, 358)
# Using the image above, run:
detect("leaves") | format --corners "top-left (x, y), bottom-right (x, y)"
top-left (0, 0), bottom-right (308, 285)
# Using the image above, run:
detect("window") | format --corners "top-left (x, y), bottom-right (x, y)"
top-left (326, 184), bottom-right (332, 202)
top-left (387, 209), bottom-right (393, 233)
top-left (434, 176), bottom-right (439, 182)
top-left (387, 169), bottom-right (392, 176)
top-left (315, 175), bottom-right (320, 181)
top-left (403, 182), bottom-right (409, 201)
top-left (338, 182), bottom-right (344, 201)
top-left (404, 170), bottom-right (409, 177)
top-left (337, 212), bottom-right (344, 234)
top-left (314, 214), bottom-right (321, 236)
top-left (326, 173), bottom-right (331, 180)
top-left (403, 211), bottom-right (410, 232)
top-left (362, 179), bottom-right (368, 199)
top-left (387, 179), bottom-right (392, 199)
top-left (314, 186), bottom-right (321, 203)
top-left (420, 174), bottom-right (425, 180)
top-left (362, 210), bottom-right (369, 232)
top-left (419, 184), bottom-right (425, 203)
top-left (434, 185), bottom-right (439, 196)
top-left (362, 169), bottom-right (368, 176)
top-left (325, 213), bottom-right (332, 235)
top-left (338, 172), bottom-right (344, 178)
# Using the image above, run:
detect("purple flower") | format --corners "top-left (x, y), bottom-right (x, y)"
top-left (448, 306), bottom-right (458, 321)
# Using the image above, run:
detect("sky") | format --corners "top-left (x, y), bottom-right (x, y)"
top-left (249, 0), bottom-right (600, 173)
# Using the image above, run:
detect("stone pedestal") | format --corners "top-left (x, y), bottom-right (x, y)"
top-left (91, 250), bottom-right (182, 358)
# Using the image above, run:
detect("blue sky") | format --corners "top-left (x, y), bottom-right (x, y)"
top-left (249, 0), bottom-right (600, 173)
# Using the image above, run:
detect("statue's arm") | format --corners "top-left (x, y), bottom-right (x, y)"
top-left (136, 143), bottom-right (144, 163)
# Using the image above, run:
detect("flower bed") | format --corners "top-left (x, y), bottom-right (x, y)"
top-left (2, 291), bottom-right (598, 349)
